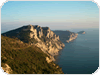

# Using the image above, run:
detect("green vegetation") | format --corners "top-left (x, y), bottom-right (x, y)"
top-left (2, 29), bottom-right (38, 44)
top-left (18, 30), bottom-right (38, 44)
top-left (1, 35), bottom-right (63, 74)
top-left (18, 30), bottom-right (31, 43)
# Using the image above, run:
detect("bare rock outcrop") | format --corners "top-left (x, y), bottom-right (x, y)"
top-left (2, 64), bottom-right (13, 74)
top-left (66, 33), bottom-right (78, 43)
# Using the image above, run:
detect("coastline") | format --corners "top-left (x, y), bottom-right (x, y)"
top-left (54, 33), bottom-right (78, 62)
top-left (66, 33), bottom-right (78, 43)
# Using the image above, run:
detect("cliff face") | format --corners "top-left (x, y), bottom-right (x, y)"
top-left (66, 32), bottom-right (78, 43)
top-left (2, 25), bottom-right (65, 61)
top-left (54, 30), bottom-right (78, 43)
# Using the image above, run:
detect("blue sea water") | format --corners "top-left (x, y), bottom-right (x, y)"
top-left (55, 29), bottom-right (99, 74)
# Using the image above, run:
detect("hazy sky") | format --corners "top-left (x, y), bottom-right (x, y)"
top-left (1, 1), bottom-right (99, 33)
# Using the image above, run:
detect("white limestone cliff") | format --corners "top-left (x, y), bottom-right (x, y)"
top-left (66, 33), bottom-right (78, 43)
top-left (22, 25), bottom-right (65, 61)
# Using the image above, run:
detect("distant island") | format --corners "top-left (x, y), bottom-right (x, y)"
top-left (78, 31), bottom-right (86, 34)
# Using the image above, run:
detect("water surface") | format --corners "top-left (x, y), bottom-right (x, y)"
top-left (55, 29), bottom-right (99, 74)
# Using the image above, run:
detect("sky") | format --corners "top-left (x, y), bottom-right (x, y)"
top-left (1, 1), bottom-right (99, 33)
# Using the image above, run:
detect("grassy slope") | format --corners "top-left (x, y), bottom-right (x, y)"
top-left (1, 35), bottom-right (63, 74)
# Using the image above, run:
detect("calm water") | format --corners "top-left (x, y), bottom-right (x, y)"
top-left (55, 29), bottom-right (99, 74)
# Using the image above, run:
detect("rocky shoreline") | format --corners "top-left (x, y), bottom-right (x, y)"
top-left (54, 30), bottom-right (78, 43)
top-left (66, 33), bottom-right (78, 43)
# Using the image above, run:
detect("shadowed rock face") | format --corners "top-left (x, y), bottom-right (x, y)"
top-left (2, 24), bottom-right (65, 61)
top-left (78, 31), bottom-right (86, 34)
top-left (53, 30), bottom-right (78, 43)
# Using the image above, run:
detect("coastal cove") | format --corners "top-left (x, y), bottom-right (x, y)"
top-left (54, 29), bottom-right (99, 74)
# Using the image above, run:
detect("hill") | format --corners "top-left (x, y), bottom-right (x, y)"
top-left (2, 25), bottom-right (65, 61)
top-left (1, 35), bottom-right (63, 74)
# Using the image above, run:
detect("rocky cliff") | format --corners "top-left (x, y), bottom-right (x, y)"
top-left (66, 32), bottom-right (78, 43)
top-left (53, 30), bottom-right (78, 43)
top-left (2, 25), bottom-right (65, 62)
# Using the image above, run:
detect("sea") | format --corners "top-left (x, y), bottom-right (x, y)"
top-left (55, 28), bottom-right (99, 74)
